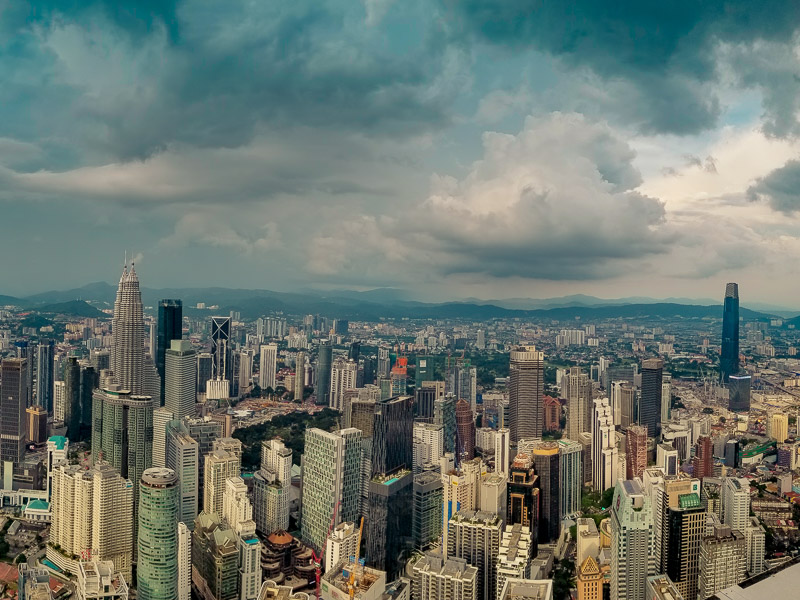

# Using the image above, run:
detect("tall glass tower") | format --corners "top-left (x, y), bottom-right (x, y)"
top-left (112, 264), bottom-right (145, 395)
top-left (157, 299), bottom-right (183, 406)
top-left (721, 283), bottom-right (740, 382)
top-left (138, 467), bottom-right (179, 600)
top-left (316, 339), bottom-right (332, 406)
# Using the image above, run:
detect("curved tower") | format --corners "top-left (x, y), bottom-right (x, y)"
top-left (138, 467), bottom-right (179, 600)
top-left (112, 264), bottom-right (144, 395)
top-left (720, 283), bottom-right (740, 383)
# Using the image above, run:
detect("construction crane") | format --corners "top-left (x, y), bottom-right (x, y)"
top-left (348, 517), bottom-right (365, 600)
top-left (311, 501), bottom-right (340, 600)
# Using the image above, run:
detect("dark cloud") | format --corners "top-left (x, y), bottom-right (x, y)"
top-left (747, 159), bottom-right (800, 213)
top-left (448, 0), bottom-right (800, 135)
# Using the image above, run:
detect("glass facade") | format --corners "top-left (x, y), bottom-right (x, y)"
top-left (138, 468), bottom-right (179, 600)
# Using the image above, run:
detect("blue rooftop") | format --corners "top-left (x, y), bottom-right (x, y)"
top-left (48, 436), bottom-right (67, 450)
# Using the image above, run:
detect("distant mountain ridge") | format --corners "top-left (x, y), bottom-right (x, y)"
top-left (0, 282), bottom-right (782, 322)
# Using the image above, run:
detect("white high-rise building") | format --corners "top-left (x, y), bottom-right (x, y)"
top-left (238, 350), bottom-right (254, 396)
top-left (253, 439), bottom-right (293, 535)
top-left (204, 449), bottom-right (241, 517)
top-left (294, 352), bottom-right (306, 400)
top-left (496, 524), bottom-right (533, 600)
top-left (112, 264), bottom-right (144, 395)
top-left (152, 407), bottom-right (174, 469)
top-left (661, 375), bottom-right (672, 424)
top-left (166, 424), bottom-right (200, 528)
top-left (745, 517), bottom-right (766, 576)
top-left (610, 478), bottom-right (655, 600)
top-left (325, 521), bottom-right (360, 573)
top-left (562, 367), bottom-right (592, 439)
top-left (558, 439), bottom-right (582, 518)
top-left (223, 477), bottom-right (253, 533)
top-left (301, 428), bottom-right (363, 552)
top-left (77, 560), bottom-right (130, 600)
top-left (259, 344), bottom-right (278, 391)
top-left (411, 553), bottom-right (478, 600)
top-left (177, 522), bottom-right (191, 600)
top-left (329, 358), bottom-right (358, 411)
top-left (447, 510), bottom-right (502, 600)
top-left (49, 462), bottom-right (134, 582)
top-left (414, 422), bottom-right (444, 474)
top-left (592, 398), bottom-right (618, 492)
top-left (442, 459), bottom-right (486, 552)
top-left (165, 339), bottom-right (197, 421)
top-left (54, 380), bottom-right (66, 423)
top-left (722, 477), bottom-right (750, 533)
top-left (494, 428), bottom-right (511, 478)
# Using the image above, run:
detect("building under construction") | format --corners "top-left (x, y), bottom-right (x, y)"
top-left (320, 562), bottom-right (386, 600)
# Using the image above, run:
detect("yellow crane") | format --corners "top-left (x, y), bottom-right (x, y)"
top-left (348, 517), bottom-right (365, 600)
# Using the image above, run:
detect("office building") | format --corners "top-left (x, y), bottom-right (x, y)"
top-left (543, 396), bottom-right (561, 432)
top-left (157, 299), bottom-right (183, 406)
top-left (644, 575), bottom-right (682, 600)
top-left (197, 353), bottom-right (213, 395)
top-left (657, 444), bottom-right (679, 477)
top-left (76, 560), bottom-right (129, 600)
top-left (416, 386), bottom-right (437, 422)
top-left (692, 436), bottom-right (713, 480)
top-left (50, 461), bottom-right (134, 581)
top-left (508, 347), bottom-right (544, 443)
top-left (661, 374), bottom-right (672, 425)
top-left (562, 367), bottom-right (592, 439)
top-left (495, 428), bottom-right (511, 478)
top-left (301, 427), bottom-right (362, 551)
top-left (36, 340), bottom-right (55, 413)
top-left (153, 407), bottom-right (174, 469)
top-left (259, 344), bottom-right (278, 392)
top-left (745, 517), bottom-right (765, 576)
top-left (138, 468), bottom-right (179, 600)
top-left (294, 352), bottom-right (306, 400)
top-left (768, 413), bottom-right (789, 443)
top-left (210, 316), bottom-right (232, 387)
top-left (576, 518), bottom-right (600, 567)
top-left (507, 454), bottom-right (539, 537)
top-left (165, 339), bottom-right (196, 421)
top-left (558, 439), bottom-right (582, 518)
top-left (253, 439), bottom-right (292, 535)
top-left (576, 556), bottom-right (602, 600)
top-left (112, 264), bottom-right (145, 395)
top-left (578, 432), bottom-right (592, 486)
top-left (411, 553), bottom-right (478, 600)
top-left (496, 524), bottom-right (534, 600)
top-left (413, 471), bottom-right (443, 549)
top-left (54, 380), bottom-right (66, 424)
top-left (1, 358), bottom-right (28, 475)
top-left (177, 522), bottom-right (191, 600)
top-left (204, 449), bottom-right (241, 517)
top-left (372, 395), bottom-right (414, 476)
top-left (651, 476), bottom-right (701, 575)
top-left (165, 422), bottom-right (199, 529)
top-left (626, 425), bottom-right (648, 481)
top-left (192, 512), bottom-right (239, 600)
top-left (447, 510), bottom-right (502, 600)
top-left (728, 375), bottom-right (751, 412)
top-left (698, 523), bottom-right (747, 600)
top-left (640, 359), bottom-right (663, 438)
top-left (367, 469), bottom-right (413, 580)
top-left (720, 283), bottom-right (740, 383)
top-left (610, 479), bottom-right (656, 600)
top-left (666, 493), bottom-right (705, 600)
top-left (64, 357), bottom-right (81, 441)
top-left (434, 395), bottom-right (457, 454)
top-left (617, 382), bottom-right (637, 429)
top-left (316, 340), bottom-right (332, 405)
top-left (455, 398), bottom-right (476, 462)
top-left (592, 398), bottom-right (617, 492)
top-left (26, 405), bottom-right (48, 445)
top-left (497, 578), bottom-right (552, 600)
top-left (330, 358), bottom-right (358, 411)
top-left (531, 442), bottom-right (560, 543)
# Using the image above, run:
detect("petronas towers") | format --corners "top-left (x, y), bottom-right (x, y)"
top-left (112, 263), bottom-right (145, 394)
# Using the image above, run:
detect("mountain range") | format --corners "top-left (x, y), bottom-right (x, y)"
top-left (0, 282), bottom-right (792, 323)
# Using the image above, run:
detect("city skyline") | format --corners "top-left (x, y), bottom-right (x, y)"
top-left (4, 4), bottom-right (800, 303)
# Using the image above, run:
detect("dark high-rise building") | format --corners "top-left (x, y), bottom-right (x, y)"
top-left (728, 374), bottom-right (750, 412)
top-left (507, 453), bottom-right (539, 554)
top-left (640, 359), bottom-right (663, 438)
top-left (333, 319), bottom-right (349, 336)
top-left (80, 364), bottom-right (96, 438)
top-left (14, 342), bottom-right (33, 407)
top-left (455, 398), bottom-right (475, 462)
top-left (316, 340), bottom-right (332, 406)
top-left (532, 442), bottom-right (560, 543)
top-left (625, 425), bottom-right (648, 481)
top-left (0, 358), bottom-right (28, 470)
top-left (348, 341), bottom-right (360, 363)
top-left (692, 436), bottom-right (713, 480)
top-left (725, 439), bottom-right (740, 468)
top-left (508, 346), bottom-right (544, 443)
top-left (210, 316), bottom-right (231, 383)
top-left (416, 356), bottom-right (431, 389)
top-left (197, 353), bottom-right (213, 394)
top-left (434, 394), bottom-right (457, 454)
top-left (157, 299), bottom-right (183, 406)
top-left (666, 493), bottom-right (705, 600)
top-left (366, 469), bottom-right (413, 580)
top-left (413, 471), bottom-right (443, 549)
top-left (415, 386), bottom-right (437, 422)
top-left (362, 356), bottom-right (375, 386)
top-left (720, 283), bottom-right (740, 383)
top-left (372, 395), bottom-right (413, 475)
top-left (35, 340), bottom-right (54, 413)
top-left (64, 357), bottom-right (82, 441)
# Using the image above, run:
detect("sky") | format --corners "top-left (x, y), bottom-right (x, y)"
top-left (3, 1), bottom-right (800, 305)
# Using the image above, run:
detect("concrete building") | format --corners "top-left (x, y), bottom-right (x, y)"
top-left (768, 413), bottom-right (789, 443)
top-left (325, 521), bottom-right (360, 573)
top-left (495, 428), bottom-right (511, 478)
top-left (447, 510), bottom-right (502, 600)
top-left (165, 339), bottom-right (196, 421)
top-left (576, 518), bottom-right (600, 567)
top-left (413, 471), bottom-right (443, 550)
top-left (592, 398), bottom-right (617, 492)
top-left (625, 426), bottom-right (648, 481)
top-left (722, 477), bottom-right (750, 533)
top-left (330, 358), bottom-right (358, 412)
top-left (204, 449), bottom-right (241, 517)
top-left (496, 524), bottom-right (533, 600)
top-left (76, 560), bottom-right (129, 600)
top-left (411, 553), bottom-right (478, 600)
top-left (745, 516), bottom-right (765, 576)
top-left (153, 407), bottom-right (174, 469)
top-left (562, 367), bottom-right (592, 440)
top-left (508, 347), bottom-right (544, 443)
top-left (611, 479), bottom-right (656, 600)
top-left (644, 575), bottom-right (683, 600)
top-left (177, 522), bottom-right (191, 600)
top-left (558, 439), bottom-right (582, 519)
top-left (165, 422), bottom-right (200, 529)
top-left (259, 344), bottom-right (278, 392)
top-left (665, 492), bottom-right (705, 600)
top-left (497, 578), bottom-right (552, 600)
top-left (698, 523), bottom-right (746, 600)
top-left (253, 439), bottom-right (292, 536)
top-left (193, 511), bottom-right (239, 600)
top-left (576, 556), bottom-right (602, 600)
top-left (413, 423), bottom-right (444, 474)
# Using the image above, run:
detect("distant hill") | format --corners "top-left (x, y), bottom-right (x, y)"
top-left (6, 283), bottom-right (778, 322)
top-left (0, 294), bottom-right (24, 307)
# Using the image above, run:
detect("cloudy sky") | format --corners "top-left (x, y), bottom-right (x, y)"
top-left (3, 1), bottom-right (800, 304)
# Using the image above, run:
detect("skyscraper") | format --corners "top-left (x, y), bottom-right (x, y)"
top-left (372, 395), bottom-right (414, 476)
top-left (329, 358), bottom-right (358, 411)
top-left (722, 477), bottom-right (750, 533)
top-left (1, 358), bottom-right (28, 477)
top-left (610, 479), bottom-right (656, 600)
top-left (204, 449), bottom-right (241, 517)
top-left (625, 425), bottom-right (648, 481)
top-left (455, 398), bottom-right (476, 462)
top-left (699, 523), bottom-right (747, 600)
top-left (65, 357), bottom-right (81, 441)
top-left (640, 359), bottom-right (663, 438)
top-left (112, 264), bottom-right (145, 395)
top-left (138, 468), bottom-right (179, 600)
top-left (253, 439), bottom-right (292, 535)
top-left (506, 454), bottom-right (539, 539)
top-left (165, 421), bottom-right (199, 528)
top-left (294, 352), bottom-right (306, 401)
top-left (532, 442), bottom-right (560, 543)
top-left (259, 344), bottom-right (278, 392)
top-left (367, 468), bottom-right (413, 581)
top-left (508, 346), bottom-right (544, 443)
top-left (563, 367), bottom-right (592, 440)
top-left (196, 353), bottom-right (213, 395)
top-left (447, 510), bottom-right (502, 600)
top-left (157, 299), bottom-right (183, 406)
top-left (728, 374), bottom-right (751, 412)
top-left (411, 554), bottom-right (478, 600)
top-left (165, 340), bottom-right (196, 421)
top-left (692, 435), bottom-right (713, 479)
top-left (592, 398), bottom-right (617, 492)
top-left (413, 471), bottom-right (443, 549)
top-left (210, 316), bottom-right (232, 385)
top-left (558, 439), bottom-right (582, 519)
top-left (720, 283), bottom-right (740, 383)
top-left (435, 394), bottom-right (457, 454)
top-left (666, 493), bottom-right (705, 599)
top-left (301, 427), bottom-right (362, 551)
top-left (316, 340), bottom-right (332, 406)
top-left (35, 340), bottom-right (54, 414)
top-left (177, 522), bottom-right (191, 600)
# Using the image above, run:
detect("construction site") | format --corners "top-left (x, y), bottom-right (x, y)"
top-left (320, 562), bottom-right (386, 600)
